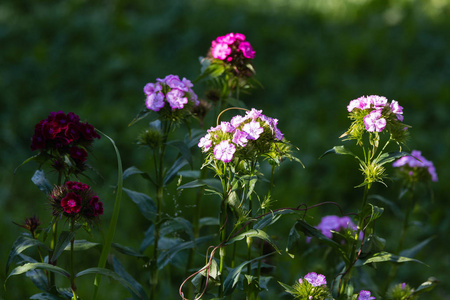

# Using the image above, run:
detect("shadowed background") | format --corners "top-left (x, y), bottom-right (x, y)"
top-left (1, 0), bottom-right (449, 299)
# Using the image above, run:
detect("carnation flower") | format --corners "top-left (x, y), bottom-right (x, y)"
top-left (393, 150), bottom-right (438, 182)
top-left (303, 272), bottom-right (327, 287)
top-left (50, 181), bottom-right (103, 221)
top-left (212, 42), bottom-right (232, 60)
top-left (364, 111), bottom-right (387, 132)
top-left (30, 111), bottom-right (100, 174)
top-left (143, 75), bottom-right (198, 113)
top-left (358, 290), bottom-right (375, 300)
top-left (213, 140), bottom-right (236, 163)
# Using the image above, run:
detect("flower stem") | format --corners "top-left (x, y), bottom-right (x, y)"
top-left (70, 218), bottom-right (77, 299)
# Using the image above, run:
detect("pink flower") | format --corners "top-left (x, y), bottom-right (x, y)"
top-left (232, 129), bottom-right (249, 147)
top-left (212, 43), bottom-right (231, 60)
top-left (358, 290), bottom-right (375, 300)
top-left (61, 192), bottom-right (82, 214)
top-left (368, 95), bottom-right (388, 108)
top-left (166, 89), bottom-right (189, 110)
top-left (243, 121), bottom-right (264, 140)
top-left (213, 140), bottom-right (236, 163)
top-left (219, 121), bottom-right (235, 133)
top-left (235, 33), bottom-right (246, 41)
top-left (364, 111), bottom-right (386, 132)
top-left (143, 82), bottom-right (162, 95)
top-left (146, 92), bottom-right (165, 111)
top-left (238, 41), bottom-right (255, 59)
top-left (198, 134), bottom-right (212, 152)
top-left (303, 272), bottom-right (327, 287)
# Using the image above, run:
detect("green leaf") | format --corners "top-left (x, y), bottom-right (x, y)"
top-left (26, 269), bottom-right (49, 292)
top-left (7, 263), bottom-right (70, 283)
top-left (400, 236), bottom-right (435, 258)
top-left (6, 236), bottom-right (50, 273)
top-left (278, 281), bottom-right (297, 295)
top-left (225, 229), bottom-right (280, 254)
top-left (50, 231), bottom-right (75, 263)
top-left (31, 170), bottom-right (53, 194)
top-left (14, 154), bottom-right (40, 174)
top-left (361, 234), bottom-right (386, 257)
top-left (167, 140), bottom-right (193, 166)
top-left (123, 188), bottom-right (156, 222)
top-left (163, 157), bottom-right (188, 186)
top-left (160, 217), bottom-right (194, 240)
top-left (178, 178), bottom-right (222, 192)
top-left (112, 256), bottom-right (148, 300)
top-left (123, 166), bottom-right (154, 183)
top-left (295, 220), bottom-right (340, 248)
top-left (178, 170), bottom-right (200, 178)
top-left (319, 145), bottom-right (359, 160)
top-left (358, 251), bottom-right (426, 266)
top-left (361, 203), bottom-right (384, 227)
top-left (368, 194), bottom-right (402, 219)
top-left (63, 240), bottom-right (100, 251)
top-left (254, 209), bottom-right (295, 230)
top-left (129, 108), bottom-right (151, 126)
top-left (223, 252), bottom-right (273, 296)
top-left (375, 151), bottom-right (410, 166)
top-left (286, 224), bottom-right (302, 258)
top-left (111, 243), bottom-right (148, 259)
top-left (412, 277), bottom-right (438, 295)
top-left (77, 267), bottom-right (141, 296)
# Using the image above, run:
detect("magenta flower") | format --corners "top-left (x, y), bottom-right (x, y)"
top-left (144, 82), bottom-right (162, 95)
top-left (90, 196), bottom-right (104, 217)
top-left (358, 290), bottom-right (375, 300)
top-left (198, 134), bottom-right (212, 152)
top-left (368, 95), bottom-right (388, 108)
top-left (243, 121), bottom-right (264, 140)
top-left (219, 121), bottom-right (235, 133)
top-left (212, 43), bottom-right (231, 60)
top-left (238, 41), bottom-right (255, 59)
top-left (166, 89), bottom-right (189, 110)
top-left (213, 140), bottom-right (236, 163)
top-left (232, 129), bottom-right (249, 147)
top-left (364, 111), bottom-right (387, 132)
top-left (61, 192), bottom-right (82, 214)
top-left (303, 272), bottom-right (327, 287)
top-left (390, 100), bottom-right (404, 121)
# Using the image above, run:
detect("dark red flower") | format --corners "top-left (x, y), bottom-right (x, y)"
top-left (66, 181), bottom-right (90, 191)
top-left (70, 146), bottom-right (88, 162)
top-left (61, 192), bottom-right (82, 214)
top-left (90, 196), bottom-right (104, 217)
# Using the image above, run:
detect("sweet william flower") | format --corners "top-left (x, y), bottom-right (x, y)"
top-left (61, 192), bottom-right (82, 214)
top-left (212, 43), bottom-right (231, 60)
top-left (214, 140), bottom-right (236, 163)
top-left (303, 272), bottom-right (327, 287)
top-left (364, 111), bottom-right (386, 132)
top-left (393, 150), bottom-right (438, 182)
top-left (243, 120), bottom-right (264, 140)
top-left (238, 41), bottom-right (255, 59)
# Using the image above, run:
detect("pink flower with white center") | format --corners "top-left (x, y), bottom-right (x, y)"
top-left (166, 89), bottom-right (188, 110)
top-left (214, 140), bottom-right (236, 163)
top-left (347, 99), bottom-right (360, 112)
top-left (368, 95), bottom-right (388, 108)
top-left (239, 41), bottom-right (255, 59)
top-left (303, 272), bottom-right (327, 287)
top-left (230, 115), bottom-right (246, 127)
top-left (198, 134), bottom-right (212, 152)
top-left (146, 92), bottom-right (165, 111)
top-left (232, 129), bottom-right (248, 147)
top-left (358, 96), bottom-right (372, 110)
top-left (246, 108), bottom-right (263, 120)
top-left (364, 111), bottom-right (386, 132)
top-left (219, 121), bottom-right (235, 133)
top-left (243, 121), bottom-right (264, 140)
top-left (144, 82), bottom-right (162, 95)
top-left (212, 43), bottom-right (231, 60)
top-left (358, 290), bottom-right (375, 300)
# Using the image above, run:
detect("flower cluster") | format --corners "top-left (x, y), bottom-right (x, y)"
top-left (315, 215), bottom-right (357, 239)
top-left (50, 181), bottom-right (103, 220)
top-left (144, 75), bottom-right (198, 112)
top-left (31, 111), bottom-right (100, 170)
top-left (207, 33), bottom-right (256, 78)
top-left (198, 108), bottom-right (284, 163)
top-left (358, 290), bottom-right (375, 300)
top-left (287, 272), bottom-right (331, 299)
top-left (393, 150), bottom-right (438, 182)
top-left (343, 95), bottom-right (408, 146)
top-left (211, 32), bottom-right (255, 61)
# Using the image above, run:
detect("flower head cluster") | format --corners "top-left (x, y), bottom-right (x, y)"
top-left (198, 108), bottom-right (284, 163)
top-left (208, 33), bottom-right (255, 77)
top-left (144, 75), bottom-right (198, 112)
top-left (287, 272), bottom-right (331, 299)
top-left (393, 150), bottom-right (438, 182)
top-left (344, 95), bottom-right (408, 146)
top-left (308, 215), bottom-right (360, 243)
top-left (358, 290), bottom-right (375, 300)
top-left (50, 181), bottom-right (103, 221)
top-left (31, 111), bottom-right (100, 171)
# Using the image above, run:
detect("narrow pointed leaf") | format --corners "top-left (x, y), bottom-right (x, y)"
top-left (123, 188), bottom-right (156, 221)
top-left (7, 263), bottom-right (70, 282)
top-left (112, 243), bottom-right (148, 259)
top-left (359, 251), bottom-right (426, 266)
top-left (225, 229), bottom-right (280, 253)
top-left (375, 151), bottom-right (410, 166)
top-left (77, 267), bottom-right (141, 296)
top-left (30, 293), bottom-right (65, 300)
top-left (123, 166), bottom-right (153, 184)
top-left (178, 178), bottom-right (222, 192)
top-left (319, 145), bottom-right (358, 159)
top-left (50, 231), bottom-right (75, 263)
top-left (113, 257), bottom-right (148, 300)
top-left (163, 157), bottom-right (188, 186)
top-left (6, 236), bottom-right (50, 273)
top-left (400, 236), bottom-right (435, 258)
top-left (63, 240), bottom-right (100, 251)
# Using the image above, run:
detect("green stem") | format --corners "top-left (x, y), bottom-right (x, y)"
top-left (70, 218), bottom-right (77, 299)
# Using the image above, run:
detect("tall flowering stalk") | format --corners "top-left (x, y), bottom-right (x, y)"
top-left (128, 75), bottom-right (198, 299)
top-left (322, 95), bottom-right (412, 296)
top-left (196, 107), bottom-right (299, 298)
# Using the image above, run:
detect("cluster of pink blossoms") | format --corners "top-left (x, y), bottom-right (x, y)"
top-left (51, 181), bottom-right (103, 220)
top-left (198, 109), bottom-right (283, 163)
top-left (393, 150), bottom-right (438, 182)
top-left (347, 95), bottom-right (403, 132)
top-left (211, 32), bottom-right (255, 61)
top-left (144, 75), bottom-right (198, 112)
top-left (307, 215), bottom-right (360, 243)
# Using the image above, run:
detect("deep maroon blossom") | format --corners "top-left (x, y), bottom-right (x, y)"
top-left (70, 146), bottom-right (88, 162)
top-left (90, 196), bottom-right (104, 217)
top-left (61, 192), bottom-right (82, 214)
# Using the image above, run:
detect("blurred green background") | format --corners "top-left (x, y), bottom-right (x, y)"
top-left (1, 0), bottom-right (449, 299)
